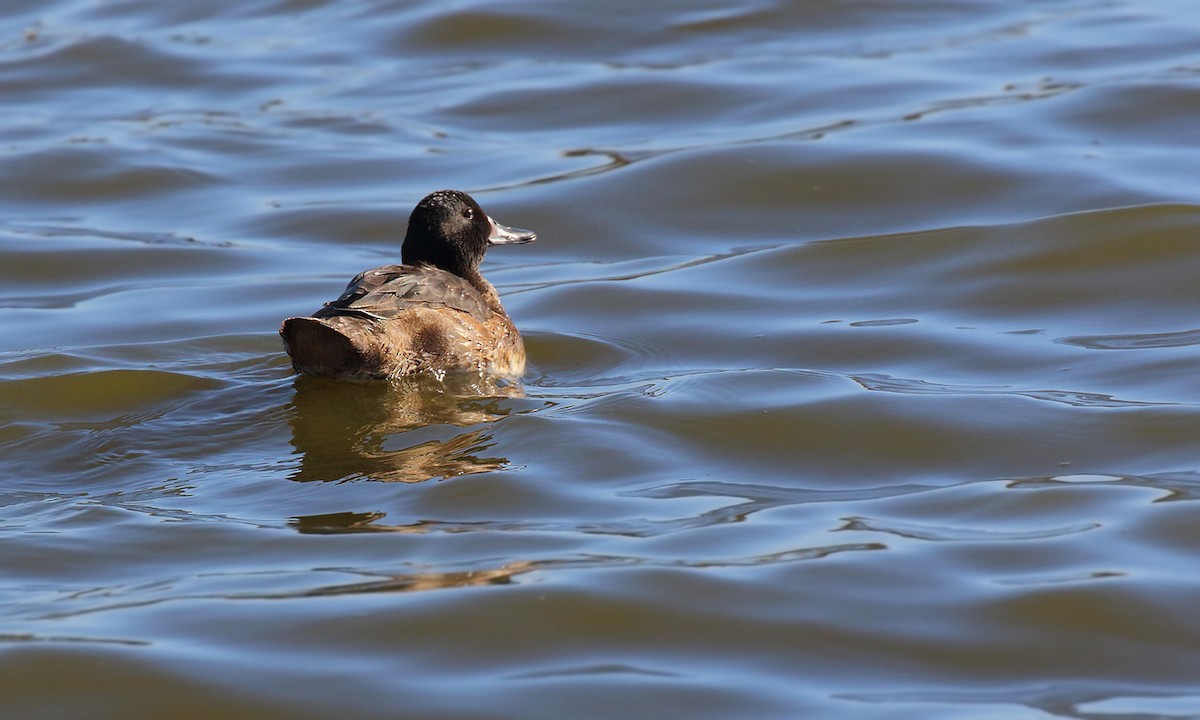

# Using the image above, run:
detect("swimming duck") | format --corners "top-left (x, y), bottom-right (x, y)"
top-left (280, 189), bottom-right (535, 380)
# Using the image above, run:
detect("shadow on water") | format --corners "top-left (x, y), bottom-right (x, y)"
top-left (283, 372), bottom-right (527, 484)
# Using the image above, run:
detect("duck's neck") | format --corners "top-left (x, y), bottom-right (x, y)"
top-left (460, 267), bottom-right (505, 314)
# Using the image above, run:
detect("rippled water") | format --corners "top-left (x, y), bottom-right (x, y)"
top-left (3, 0), bottom-right (1200, 717)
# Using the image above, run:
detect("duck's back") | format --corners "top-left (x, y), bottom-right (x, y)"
top-left (315, 264), bottom-right (491, 322)
top-left (281, 264), bottom-right (525, 380)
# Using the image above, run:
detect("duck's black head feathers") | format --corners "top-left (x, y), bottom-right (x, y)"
top-left (401, 189), bottom-right (534, 279)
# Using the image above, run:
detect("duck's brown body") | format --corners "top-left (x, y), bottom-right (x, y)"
top-left (279, 190), bottom-right (534, 381)
top-left (281, 265), bottom-right (525, 380)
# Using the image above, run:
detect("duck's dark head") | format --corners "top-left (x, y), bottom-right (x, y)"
top-left (401, 189), bottom-right (535, 278)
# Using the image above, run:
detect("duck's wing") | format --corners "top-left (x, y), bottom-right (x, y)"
top-left (313, 264), bottom-right (491, 321)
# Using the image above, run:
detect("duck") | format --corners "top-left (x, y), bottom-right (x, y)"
top-left (280, 189), bottom-right (535, 380)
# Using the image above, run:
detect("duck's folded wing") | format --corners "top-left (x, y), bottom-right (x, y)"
top-left (313, 264), bottom-right (491, 321)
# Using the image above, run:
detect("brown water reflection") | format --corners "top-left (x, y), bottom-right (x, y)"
top-left (286, 373), bottom-right (522, 483)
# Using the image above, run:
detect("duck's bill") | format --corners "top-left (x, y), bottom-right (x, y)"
top-left (487, 217), bottom-right (536, 245)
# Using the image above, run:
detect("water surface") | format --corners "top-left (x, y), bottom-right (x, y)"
top-left (3, 1), bottom-right (1200, 718)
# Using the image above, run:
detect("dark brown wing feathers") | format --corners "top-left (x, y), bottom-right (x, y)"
top-left (313, 264), bottom-right (491, 322)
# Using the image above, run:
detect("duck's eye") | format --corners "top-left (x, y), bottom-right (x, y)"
top-left (462, 208), bottom-right (474, 220)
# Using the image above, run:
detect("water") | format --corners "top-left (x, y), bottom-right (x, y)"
top-left (3, 0), bottom-right (1200, 717)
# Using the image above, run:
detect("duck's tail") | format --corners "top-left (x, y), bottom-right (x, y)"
top-left (280, 317), bottom-right (377, 379)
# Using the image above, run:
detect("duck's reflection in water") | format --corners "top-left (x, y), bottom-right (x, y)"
top-left (285, 372), bottom-right (523, 484)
